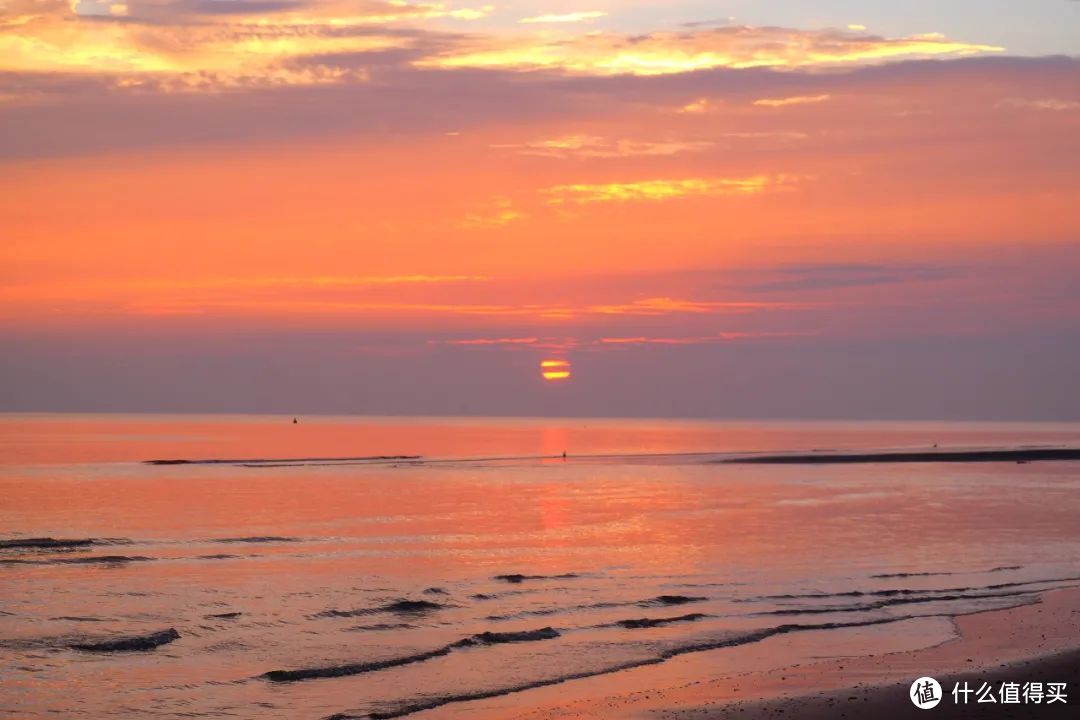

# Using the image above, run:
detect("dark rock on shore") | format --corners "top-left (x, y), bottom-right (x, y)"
top-left (493, 573), bottom-right (580, 584)
top-left (462, 627), bottom-right (561, 645)
top-left (646, 595), bottom-right (708, 606)
top-left (617, 613), bottom-right (707, 628)
top-left (265, 626), bottom-right (561, 683)
top-left (0, 538), bottom-right (94, 550)
top-left (263, 646), bottom-right (453, 682)
top-left (382, 599), bottom-right (445, 614)
top-left (59, 555), bottom-right (151, 564)
top-left (70, 628), bottom-right (180, 652)
top-left (314, 598), bottom-right (448, 619)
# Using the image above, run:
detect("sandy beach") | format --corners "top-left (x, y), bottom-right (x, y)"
top-left (474, 587), bottom-right (1080, 720)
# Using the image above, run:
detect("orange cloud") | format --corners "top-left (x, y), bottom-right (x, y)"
top-left (433, 337), bottom-right (539, 345)
top-left (0, 0), bottom-right (489, 91)
top-left (0, 275), bottom-right (490, 303)
top-left (677, 98), bottom-right (713, 114)
top-left (596, 331), bottom-right (812, 345)
top-left (460, 198), bottom-right (524, 228)
top-left (493, 135), bottom-right (713, 159)
top-left (543, 175), bottom-right (801, 204)
top-left (996, 97), bottom-right (1080, 112)
top-left (587, 298), bottom-right (799, 316)
top-left (753, 94), bottom-right (832, 108)
top-left (519, 11), bottom-right (606, 25)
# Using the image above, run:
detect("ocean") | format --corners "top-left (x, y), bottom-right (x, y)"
top-left (1, 414), bottom-right (1078, 719)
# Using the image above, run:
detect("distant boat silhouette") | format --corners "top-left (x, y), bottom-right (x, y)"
top-left (292, 418), bottom-right (298, 424)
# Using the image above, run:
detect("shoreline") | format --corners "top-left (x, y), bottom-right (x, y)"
top-left (450, 588), bottom-right (1080, 720)
top-left (701, 646), bottom-right (1080, 719)
top-left (720, 448), bottom-right (1080, 464)
top-left (631, 588), bottom-right (1079, 719)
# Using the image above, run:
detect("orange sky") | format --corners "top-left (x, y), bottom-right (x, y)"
top-left (1, 1), bottom-right (1078, 417)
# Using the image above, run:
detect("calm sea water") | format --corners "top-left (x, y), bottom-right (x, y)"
top-left (1, 414), bottom-right (1079, 719)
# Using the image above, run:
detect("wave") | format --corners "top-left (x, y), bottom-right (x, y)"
top-left (346, 622), bottom-right (417, 632)
top-left (264, 626), bottom-right (561, 683)
top-left (756, 588), bottom-right (1050, 616)
top-left (0, 537), bottom-right (95, 550)
top-left (485, 594), bottom-right (708, 621)
top-left (1, 554), bottom-right (152, 566)
top-left (264, 646), bottom-right (455, 682)
top-left (212, 536), bottom-right (300, 544)
top-left (464, 627), bottom-right (560, 645)
top-left (868, 566), bottom-right (1021, 579)
top-left (493, 573), bottom-right (581, 584)
top-left (751, 575), bottom-right (1080, 603)
top-left (0, 537), bottom-right (133, 550)
top-left (314, 599), bottom-right (450, 619)
top-left (70, 628), bottom-right (180, 653)
top-left (613, 613), bottom-right (708, 629)
top-left (328, 615), bottom-right (938, 720)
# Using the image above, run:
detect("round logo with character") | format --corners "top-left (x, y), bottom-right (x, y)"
top-left (911, 677), bottom-right (943, 709)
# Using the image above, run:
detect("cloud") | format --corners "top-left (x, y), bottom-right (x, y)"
top-left (460, 197), bottom-right (524, 228)
top-left (677, 97), bottom-right (712, 113)
top-left (1, 274), bottom-right (489, 298)
top-left (1, 275), bottom-right (799, 322)
top-left (0, 0), bottom-right (489, 90)
top-left (417, 25), bottom-right (1004, 76)
top-left (542, 175), bottom-right (801, 204)
top-left (427, 331), bottom-right (811, 352)
top-left (519, 11), bottom-right (606, 25)
top-left (586, 297), bottom-right (798, 316)
top-left (996, 97), bottom-right (1080, 111)
top-left (746, 263), bottom-right (961, 293)
top-left (431, 337), bottom-right (539, 345)
top-left (492, 134), bottom-right (713, 159)
top-left (596, 331), bottom-right (809, 345)
top-left (753, 93), bottom-right (831, 107)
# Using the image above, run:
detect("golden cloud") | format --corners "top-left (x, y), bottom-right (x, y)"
top-left (0, 275), bottom-right (491, 304)
top-left (753, 94), bottom-right (832, 107)
top-left (0, 5), bottom-right (1005, 93)
top-left (493, 134), bottom-right (713, 159)
top-left (996, 97), bottom-right (1080, 112)
top-left (596, 331), bottom-right (811, 345)
top-left (432, 337), bottom-right (540, 345)
top-left (543, 175), bottom-right (801, 204)
top-left (460, 197), bottom-right (524, 229)
top-left (677, 97), bottom-right (713, 114)
top-left (519, 11), bottom-right (606, 25)
top-left (586, 297), bottom-right (797, 316)
top-left (417, 26), bottom-right (1004, 76)
top-left (0, 0), bottom-right (486, 90)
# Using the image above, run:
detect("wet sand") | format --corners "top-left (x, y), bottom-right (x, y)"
top-left (488, 588), bottom-right (1079, 720)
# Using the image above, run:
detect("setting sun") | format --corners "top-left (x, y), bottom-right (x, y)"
top-left (541, 359), bottom-right (571, 381)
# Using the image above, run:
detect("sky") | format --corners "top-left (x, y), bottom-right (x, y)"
top-left (1, 1), bottom-right (1079, 420)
